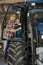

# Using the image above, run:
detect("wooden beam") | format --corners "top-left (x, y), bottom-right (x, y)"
top-left (0, 0), bottom-right (29, 4)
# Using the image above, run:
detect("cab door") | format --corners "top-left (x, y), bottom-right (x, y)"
top-left (1, 4), bottom-right (23, 40)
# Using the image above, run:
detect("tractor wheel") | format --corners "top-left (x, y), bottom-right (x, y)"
top-left (7, 39), bottom-right (25, 65)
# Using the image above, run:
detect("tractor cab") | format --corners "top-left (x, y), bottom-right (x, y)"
top-left (1, 4), bottom-right (23, 40)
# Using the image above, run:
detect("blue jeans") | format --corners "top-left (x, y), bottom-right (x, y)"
top-left (16, 29), bottom-right (22, 38)
top-left (4, 40), bottom-right (10, 60)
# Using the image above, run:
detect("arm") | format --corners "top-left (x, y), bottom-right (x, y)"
top-left (10, 27), bottom-right (21, 32)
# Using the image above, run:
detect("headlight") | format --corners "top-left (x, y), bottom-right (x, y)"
top-left (41, 35), bottom-right (43, 39)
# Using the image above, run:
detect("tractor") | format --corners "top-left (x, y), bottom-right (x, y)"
top-left (1, 0), bottom-right (43, 65)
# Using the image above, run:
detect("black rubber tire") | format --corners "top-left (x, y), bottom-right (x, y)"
top-left (7, 40), bottom-right (24, 65)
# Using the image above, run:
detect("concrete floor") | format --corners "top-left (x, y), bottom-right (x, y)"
top-left (0, 58), bottom-right (8, 65)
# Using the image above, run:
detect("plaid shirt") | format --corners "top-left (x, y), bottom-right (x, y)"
top-left (7, 21), bottom-right (15, 40)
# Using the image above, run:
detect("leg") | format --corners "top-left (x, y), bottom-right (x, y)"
top-left (4, 40), bottom-right (10, 60)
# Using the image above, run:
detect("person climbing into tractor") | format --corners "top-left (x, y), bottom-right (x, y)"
top-left (4, 14), bottom-right (21, 60)
top-left (5, 14), bottom-right (22, 59)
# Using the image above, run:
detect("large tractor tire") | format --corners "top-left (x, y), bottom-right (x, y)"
top-left (7, 38), bottom-right (25, 65)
